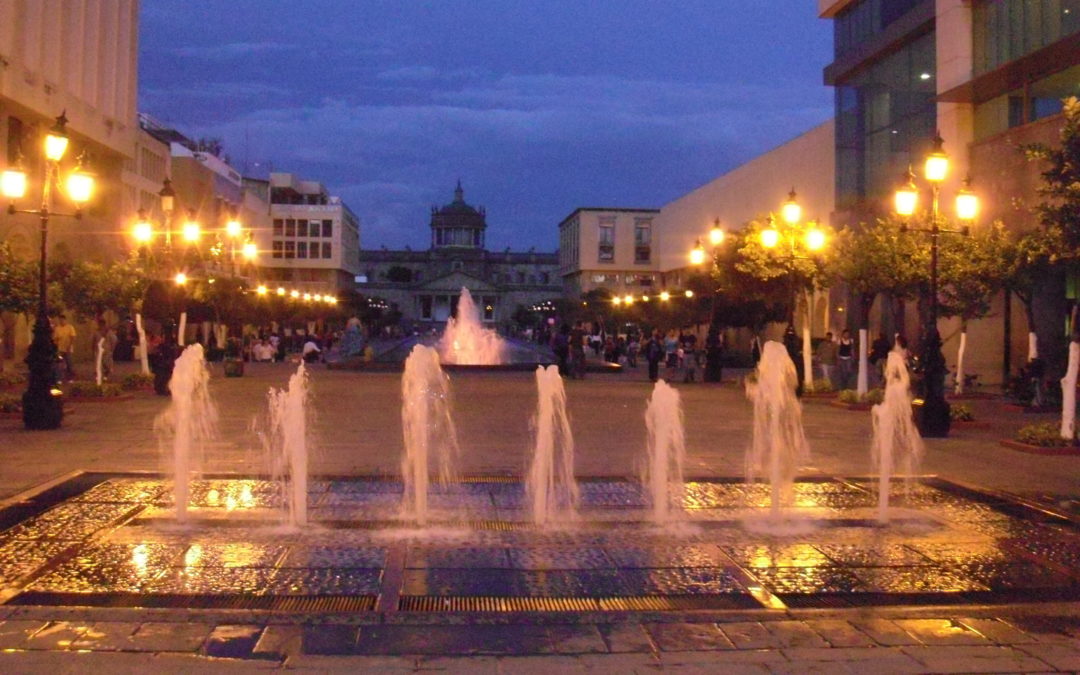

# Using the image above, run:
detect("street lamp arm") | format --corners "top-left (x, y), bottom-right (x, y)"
top-left (8, 206), bottom-right (83, 220)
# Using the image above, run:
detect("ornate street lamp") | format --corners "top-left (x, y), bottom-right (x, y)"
top-left (1, 113), bottom-right (95, 429)
top-left (893, 132), bottom-right (979, 438)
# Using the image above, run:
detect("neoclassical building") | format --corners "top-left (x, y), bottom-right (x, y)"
top-left (357, 182), bottom-right (561, 326)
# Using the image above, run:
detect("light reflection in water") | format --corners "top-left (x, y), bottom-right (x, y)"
top-left (184, 544), bottom-right (203, 567)
top-left (131, 544), bottom-right (149, 574)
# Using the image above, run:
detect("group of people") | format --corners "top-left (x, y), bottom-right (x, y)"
top-left (810, 329), bottom-right (910, 390)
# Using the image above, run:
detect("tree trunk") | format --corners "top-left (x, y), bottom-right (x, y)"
top-left (136, 313), bottom-right (150, 375)
top-left (955, 322), bottom-right (967, 395)
top-left (857, 293), bottom-right (873, 397)
top-left (802, 289), bottom-right (813, 392)
top-left (1061, 339), bottom-right (1078, 440)
top-left (178, 312), bottom-right (187, 347)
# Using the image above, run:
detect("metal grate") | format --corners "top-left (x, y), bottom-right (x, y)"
top-left (9, 592), bottom-right (375, 612)
top-left (399, 596), bottom-right (599, 612)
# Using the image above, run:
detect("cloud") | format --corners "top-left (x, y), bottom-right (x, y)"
top-left (376, 66), bottom-right (487, 82)
top-left (172, 41), bottom-right (297, 59)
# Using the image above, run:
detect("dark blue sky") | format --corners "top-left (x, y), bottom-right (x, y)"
top-left (139, 1), bottom-right (833, 251)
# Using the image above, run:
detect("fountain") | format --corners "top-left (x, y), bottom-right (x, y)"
top-left (154, 343), bottom-right (218, 523)
top-left (871, 349), bottom-right (924, 521)
top-left (745, 341), bottom-right (810, 518)
top-left (526, 365), bottom-right (579, 525)
top-left (401, 345), bottom-right (461, 525)
top-left (264, 362), bottom-right (311, 527)
top-left (642, 380), bottom-right (686, 523)
top-left (439, 287), bottom-right (507, 365)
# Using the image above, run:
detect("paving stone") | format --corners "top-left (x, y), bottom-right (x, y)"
top-left (0, 619), bottom-right (49, 649)
top-left (252, 624), bottom-right (302, 660)
top-left (645, 622), bottom-right (734, 651)
top-left (548, 624), bottom-right (608, 654)
top-left (902, 645), bottom-right (1053, 673)
top-left (23, 620), bottom-right (90, 650)
top-left (660, 649), bottom-right (786, 665)
top-left (128, 621), bottom-right (214, 652)
top-left (848, 619), bottom-right (921, 646)
top-left (802, 619), bottom-right (875, 647)
top-left (717, 622), bottom-right (782, 649)
top-left (355, 625), bottom-right (554, 656)
top-left (302, 624), bottom-right (360, 655)
top-left (70, 621), bottom-right (141, 650)
top-left (761, 621), bottom-right (828, 648)
top-left (496, 654), bottom-right (588, 673)
top-left (892, 618), bottom-right (989, 646)
top-left (576, 651), bottom-right (662, 672)
top-left (598, 622), bottom-right (655, 653)
top-left (290, 654), bottom-right (417, 672)
top-left (203, 624), bottom-right (263, 658)
top-left (767, 661), bottom-right (859, 675)
top-left (1016, 643), bottom-right (1080, 670)
top-left (958, 617), bottom-right (1038, 644)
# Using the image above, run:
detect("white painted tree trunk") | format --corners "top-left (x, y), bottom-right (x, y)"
top-left (857, 328), bottom-right (869, 397)
top-left (95, 337), bottom-right (104, 386)
top-left (955, 330), bottom-right (967, 395)
top-left (802, 290), bottom-right (813, 392)
top-left (1028, 332), bottom-right (1038, 360)
top-left (178, 312), bottom-right (187, 347)
top-left (135, 313), bottom-right (149, 375)
top-left (1061, 341), bottom-right (1079, 440)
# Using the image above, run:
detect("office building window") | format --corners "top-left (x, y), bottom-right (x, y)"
top-left (322, 219), bottom-right (333, 237)
top-left (309, 220), bottom-right (320, 237)
top-left (297, 242), bottom-right (307, 259)
top-left (974, 64), bottom-right (1080, 139)
top-left (973, 0), bottom-right (1080, 76)
top-left (420, 295), bottom-right (433, 320)
top-left (285, 219), bottom-right (296, 237)
top-left (272, 219), bottom-right (283, 236)
top-left (634, 219), bottom-right (651, 263)
top-left (598, 219), bottom-right (615, 262)
top-left (322, 242), bottom-right (332, 258)
top-left (834, 0), bottom-right (922, 58)
top-left (482, 296), bottom-right (496, 321)
top-left (272, 240), bottom-right (283, 259)
top-left (284, 241), bottom-right (295, 259)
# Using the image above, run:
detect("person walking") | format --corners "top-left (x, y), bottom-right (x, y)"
top-left (53, 315), bottom-right (77, 381)
top-left (645, 331), bottom-right (664, 383)
top-left (815, 331), bottom-right (837, 388)
top-left (569, 320), bottom-right (587, 379)
top-left (837, 329), bottom-right (855, 389)
top-left (783, 325), bottom-right (803, 397)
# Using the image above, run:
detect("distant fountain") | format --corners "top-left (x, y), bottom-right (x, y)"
top-left (439, 287), bottom-right (507, 365)
top-left (871, 349), bottom-right (924, 522)
top-left (526, 365), bottom-right (579, 525)
top-left (642, 380), bottom-right (686, 523)
top-left (155, 344), bottom-right (218, 523)
top-left (745, 341), bottom-right (810, 518)
top-left (401, 345), bottom-right (460, 525)
top-left (264, 362), bottom-right (310, 527)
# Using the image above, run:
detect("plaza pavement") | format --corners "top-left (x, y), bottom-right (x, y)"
top-left (0, 358), bottom-right (1077, 672)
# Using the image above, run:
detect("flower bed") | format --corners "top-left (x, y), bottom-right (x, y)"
top-left (829, 388), bottom-right (883, 411)
top-left (999, 422), bottom-right (1080, 455)
top-left (63, 381), bottom-right (132, 401)
top-left (0, 371), bottom-right (27, 390)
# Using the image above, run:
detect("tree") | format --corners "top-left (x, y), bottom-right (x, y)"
top-left (51, 259), bottom-right (148, 320)
top-left (1002, 226), bottom-right (1064, 362)
top-left (938, 221), bottom-right (1011, 393)
top-left (0, 242), bottom-right (36, 316)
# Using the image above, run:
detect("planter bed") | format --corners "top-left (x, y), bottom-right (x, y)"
top-left (801, 391), bottom-right (838, 400)
top-left (1002, 403), bottom-right (1059, 414)
top-left (999, 439), bottom-right (1080, 456)
top-left (65, 393), bottom-right (135, 403)
top-left (829, 400), bottom-right (872, 411)
top-left (947, 392), bottom-right (998, 400)
top-left (950, 420), bottom-right (992, 430)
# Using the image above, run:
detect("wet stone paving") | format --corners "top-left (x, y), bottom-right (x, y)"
top-left (0, 473), bottom-right (1078, 666)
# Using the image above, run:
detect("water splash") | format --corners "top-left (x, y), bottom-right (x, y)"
top-left (526, 365), bottom-right (579, 525)
top-left (401, 345), bottom-right (460, 525)
top-left (745, 341), bottom-right (810, 518)
top-left (439, 287), bottom-right (507, 365)
top-left (871, 350), bottom-right (925, 522)
top-left (264, 362), bottom-right (310, 526)
top-left (642, 380), bottom-right (686, 523)
top-left (154, 344), bottom-right (217, 523)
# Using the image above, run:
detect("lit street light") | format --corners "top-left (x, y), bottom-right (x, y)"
top-left (894, 132), bottom-right (979, 438)
top-left (1, 112), bottom-right (95, 429)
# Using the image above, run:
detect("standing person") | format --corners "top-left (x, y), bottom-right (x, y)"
top-left (683, 341), bottom-right (699, 383)
top-left (664, 331), bottom-right (678, 370)
top-left (569, 321), bottom-right (587, 379)
top-left (53, 315), bottom-right (77, 381)
top-left (751, 334), bottom-right (762, 366)
top-left (645, 331), bottom-right (664, 383)
top-left (94, 320), bottom-right (118, 380)
top-left (783, 325), bottom-right (803, 397)
top-left (836, 329), bottom-right (855, 389)
top-left (150, 326), bottom-right (179, 396)
top-left (815, 331), bottom-right (837, 388)
top-left (704, 327), bottom-right (723, 382)
top-left (553, 324), bottom-right (570, 376)
top-left (870, 332), bottom-right (891, 386)
top-left (626, 334), bottom-right (639, 368)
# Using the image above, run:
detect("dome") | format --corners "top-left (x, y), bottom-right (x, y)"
top-left (431, 180), bottom-right (487, 249)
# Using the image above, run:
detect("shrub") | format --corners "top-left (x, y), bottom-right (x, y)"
top-left (0, 371), bottom-right (27, 388)
top-left (838, 389), bottom-right (859, 404)
top-left (121, 372), bottom-right (154, 390)
top-left (838, 388), bottom-right (884, 405)
top-left (1016, 422), bottom-right (1074, 447)
top-left (950, 404), bottom-right (975, 422)
top-left (65, 381), bottom-right (123, 398)
top-left (811, 378), bottom-right (835, 393)
top-left (0, 393), bottom-right (21, 413)
top-left (865, 388), bottom-right (885, 405)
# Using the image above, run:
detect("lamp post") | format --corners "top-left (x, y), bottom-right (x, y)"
top-left (894, 132), bottom-right (978, 438)
top-left (759, 189), bottom-right (827, 393)
top-left (1, 113), bottom-right (95, 430)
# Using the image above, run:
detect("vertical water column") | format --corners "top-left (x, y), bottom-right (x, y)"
top-left (871, 350), bottom-right (925, 521)
top-left (439, 287), bottom-right (507, 365)
top-left (643, 380), bottom-right (686, 523)
top-left (401, 345), bottom-right (461, 525)
top-left (266, 362), bottom-right (310, 526)
top-left (526, 365), bottom-right (579, 525)
top-left (745, 341), bottom-right (810, 518)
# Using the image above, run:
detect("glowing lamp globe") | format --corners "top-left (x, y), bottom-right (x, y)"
top-left (242, 241), bottom-right (257, 260)
top-left (804, 226), bottom-right (826, 252)
top-left (689, 241), bottom-right (706, 265)
top-left (1, 168), bottom-right (27, 199)
top-left (174, 272), bottom-right (188, 286)
top-left (132, 220), bottom-right (153, 243)
top-left (276, 287), bottom-right (286, 296)
top-left (44, 133), bottom-right (69, 162)
top-left (684, 290), bottom-right (694, 298)
top-left (256, 285), bottom-right (268, 296)
top-left (708, 223), bottom-right (725, 246)
top-left (66, 169), bottom-right (94, 204)
top-left (290, 290), bottom-right (300, 299)
top-left (659, 291), bottom-right (670, 302)
top-left (781, 190), bottom-right (802, 224)
top-left (182, 221), bottom-right (200, 243)
top-left (925, 134), bottom-right (948, 182)
top-left (760, 227), bottom-right (780, 249)
top-left (623, 294), bottom-right (634, 305)
top-left (956, 186), bottom-right (978, 221)
top-left (895, 186), bottom-right (918, 216)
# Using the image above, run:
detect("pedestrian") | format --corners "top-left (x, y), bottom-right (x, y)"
top-left (553, 324), bottom-right (570, 376)
top-left (150, 326), bottom-right (179, 396)
top-left (645, 331), bottom-right (664, 383)
top-left (836, 329), bottom-right (855, 389)
top-left (569, 320), bottom-right (587, 379)
top-left (815, 331), bottom-right (837, 388)
top-left (870, 332), bottom-right (891, 386)
top-left (683, 343), bottom-right (700, 383)
top-left (94, 319), bottom-right (118, 380)
top-left (751, 335), bottom-right (762, 365)
top-left (626, 335), bottom-right (639, 368)
top-left (664, 331), bottom-right (678, 370)
top-left (783, 324), bottom-right (803, 397)
top-left (53, 314), bottom-right (77, 381)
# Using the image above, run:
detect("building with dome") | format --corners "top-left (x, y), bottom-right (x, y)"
top-left (356, 182), bottom-right (560, 326)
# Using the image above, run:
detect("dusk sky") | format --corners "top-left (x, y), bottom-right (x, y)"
top-left (139, 1), bottom-right (833, 251)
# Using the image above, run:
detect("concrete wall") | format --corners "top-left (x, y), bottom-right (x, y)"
top-left (654, 120), bottom-right (836, 272)
top-left (559, 209), bottom-right (660, 296)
